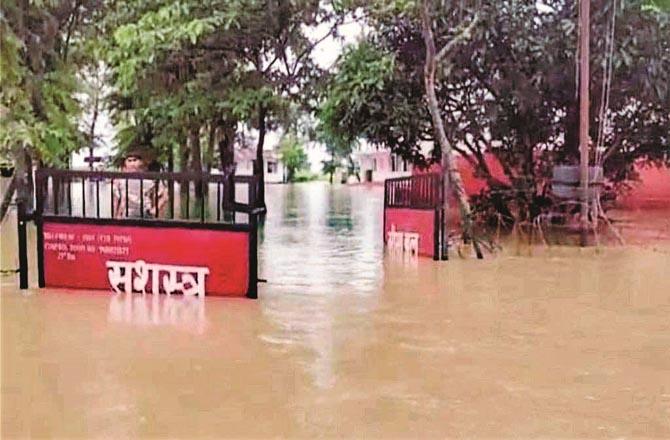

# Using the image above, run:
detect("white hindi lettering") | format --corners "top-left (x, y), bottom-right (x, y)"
top-left (386, 224), bottom-right (420, 256)
top-left (106, 260), bottom-right (210, 297)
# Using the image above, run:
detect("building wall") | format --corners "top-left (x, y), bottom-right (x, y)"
top-left (356, 150), bottom-right (413, 183)
top-left (234, 149), bottom-right (286, 184)
top-left (617, 164), bottom-right (670, 210)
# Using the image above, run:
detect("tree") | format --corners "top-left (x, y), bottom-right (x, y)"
top-left (320, 0), bottom-right (484, 251)
top-left (1, 0), bottom-right (102, 209)
top-left (318, 41), bottom-right (431, 168)
top-left (420, 0), bottom-right (481, 254)
top-left (279, 134), bottom-right (308, 182)
top-left (321, 0), bottom-right (670, 230)
top-left (104, 0), bottom-right (346, 210)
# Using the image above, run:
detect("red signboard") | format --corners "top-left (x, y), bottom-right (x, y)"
top-left (43, 221), bottom-right (250, 297)
top-left (384, 208), bottom-right (436, 257)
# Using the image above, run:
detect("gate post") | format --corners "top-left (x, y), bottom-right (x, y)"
top-left (17, 199), bottom-right (28, 289)
top-left (433, 207), bottom-right (440, 261)
top-left (441, 173), bottom-right (449, 260)
top-left (383, 180), bottom-right (388, 248)
top-left (246, 177), bottom-right (259, 299)
top-left (35, 170), bottom-right (45, 287)
top-left (247, 212), bottom-right (259, 299)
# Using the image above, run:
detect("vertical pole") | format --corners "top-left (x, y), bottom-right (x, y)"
top-left (155, 179), bottom-right (159, 218)
top-left (247, 214), bottom-right (259, 299)
top-left (17, 200), bottom-right (28, 289)
top-left (433, 208), bottom-right (439, 261)
top-left (170, 180), bottom-right (174, 220)
top-left (81, 178), bottom-right (86, 217)
top-left (35, 171), bottom-right (45, 287)
top-left (140, 179), bottom-right (144, 218)
top-left (96, 179), bottom-right (100, 218)
top-left (383, 180), bottom-right (388, 247)
top-left (579, 0), bottom-right (591, 246)
top-left (54, 177), bottom-right (59, 215)
top-left (216, 182), bottom-right (221, 221)
top-left (168, 146), bottom-right (175, 219)
top-left (185, 181), bottom-right (190, 219)
top-left (200, 175), bottom-right (206, 223)
top-left (67, 179), bottom-right (72, 216)
top-left (247, 177), bottom-right (258, 299)
top-left (110, 178), bottom-right (114, 218)
top-left (442, 174), bottom-right (449, 260)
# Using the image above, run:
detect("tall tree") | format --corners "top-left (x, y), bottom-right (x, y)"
top-left (1, 0), bottom-right (102, 208)
top-left (420, 0), bottom-right (481, 253)
top-left (321, 0), bottom-right (669, 229)
top-left (104, 0), bottom-right (345, 210)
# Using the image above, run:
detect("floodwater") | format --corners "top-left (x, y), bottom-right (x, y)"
top-left (2, 182), bottom-right (670, 438)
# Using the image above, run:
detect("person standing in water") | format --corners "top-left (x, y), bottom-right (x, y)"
top-left (113, 150), bottom-right (167, 218)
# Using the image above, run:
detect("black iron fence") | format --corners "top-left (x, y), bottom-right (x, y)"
top-left (16, 169), bottom-right (262, 297)
top-left (383, 173), bottom-right (448, 261)
top-left (35, 169), bottom-right (262, 223)
top-left (384, 173), bottom-right (443, 210)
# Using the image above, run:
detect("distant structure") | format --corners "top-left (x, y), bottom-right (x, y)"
top-left (234, 147), bottom-right (286, 183)
top-left (354, 147), bottom-right (413, 183)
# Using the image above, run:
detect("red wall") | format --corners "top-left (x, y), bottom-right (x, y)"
top-left (43, 222), bottom-right (250, 296)
top-left (617, 164), bottom-right (670, 210)
top-left (416, 155), bottom-right (669, 211)
top-left (384, 208), bottom-right (436, 257)
top-left (413, 154), bottom-right (510, 196)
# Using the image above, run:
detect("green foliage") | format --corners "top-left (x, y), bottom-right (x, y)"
top-left (329, 1), bottom-right (668, 169)
top-left (293, 170), bottom-right (320, 182)
top-left (103, 0), bottom-right (343, 179)
top-left (644, 0), bottom-right (670, 12)
top-left (318, 40), bottom-right (431, 166)
top-left (108, 2), bottom-right (235, 93)
top-left (279, 134), bottom-right (309, 182)
top-left (323, 0), bottom-right (669, 221)
top-left (321, 159), bottom-right (339, 178)
top-left (0, 1), bottom-right (90, 166)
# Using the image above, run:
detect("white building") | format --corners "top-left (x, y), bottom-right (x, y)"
top-left (234, 147), bottom-right (286, 183)
top-left (354, 141), bottom-right (415, 183)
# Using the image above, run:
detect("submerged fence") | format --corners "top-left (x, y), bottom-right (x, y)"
top-left (17, 169), bottom-right (262, 298)
top-left (383, 173), bottom-right (448, 260)
top-left (35, 169), bottom-right (261, 223)
top-left (384, 173), bottom-right (443, 210)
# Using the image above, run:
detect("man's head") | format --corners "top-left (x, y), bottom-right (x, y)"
top-left (122, 151), bottom-right (147, 172)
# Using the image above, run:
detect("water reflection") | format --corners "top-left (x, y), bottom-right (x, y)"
top-left (259, 182), bottom-right (384, 294)
top-left (108, 293), bottom-right (207, 334)
top-left (258, 183), bottom-right (385, 390)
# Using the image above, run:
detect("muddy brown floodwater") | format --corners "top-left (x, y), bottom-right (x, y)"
top-left (2, 182), bottom-right (670, 438)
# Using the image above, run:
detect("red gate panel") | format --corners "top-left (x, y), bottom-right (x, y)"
top-left (43, 221), bottom-right (250, 297)
top-left (384, 208), bottom-right (436, 258)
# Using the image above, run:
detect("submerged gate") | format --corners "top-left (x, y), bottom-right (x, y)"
top-left (19, 169), bottom-right (261, 298)
top-left (383, 173), bottom-right (448, 260)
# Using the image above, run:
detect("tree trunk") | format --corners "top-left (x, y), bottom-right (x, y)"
top-left (563, 98), bottom-right (580, 164)
top-left (218, 120), bottom-right (236, 173)
top-left (205, 123), bottom-right (216, 173)
top-left (189, 125), bottom-right (204, 217)
top-left (13, 145), bottom-right (34, 213)
top-left (216, 121), bottom-right (236, 221)
top-left (0, 175), bottom-right (17, 223)
top-left (255, 105), bottom-right (267, 211)
top-left (421, 1), bottom-right (482, 258)
top-left (348, 156), bottom-right (361, 182)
